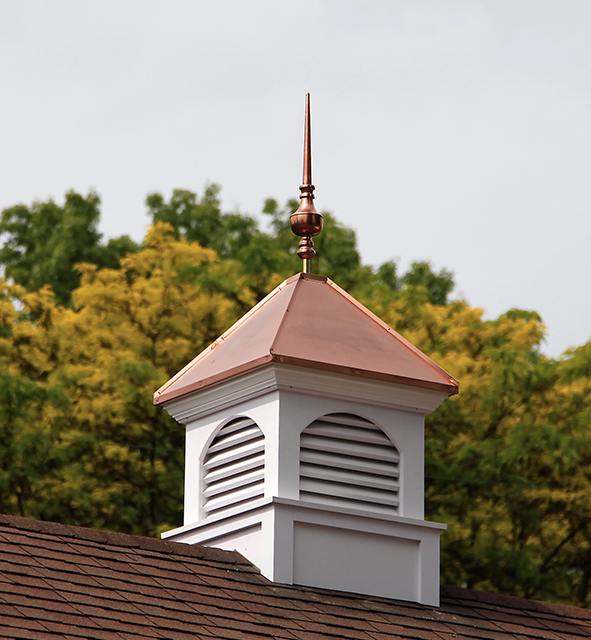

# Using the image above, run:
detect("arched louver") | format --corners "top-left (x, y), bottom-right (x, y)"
top-left (203, 417), bottom-right (265, 517)
top-left (299, 413), bottom-right (400, 516)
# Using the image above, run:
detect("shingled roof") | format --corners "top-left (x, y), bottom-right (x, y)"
top-left (0, 514), bottom-right (589, 640)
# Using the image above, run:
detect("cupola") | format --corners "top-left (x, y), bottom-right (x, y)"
top-left (156, 95), bottom-right (458, 606)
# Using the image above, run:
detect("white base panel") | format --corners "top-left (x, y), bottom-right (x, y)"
top-left (163, 497), bottom-right (445, 606)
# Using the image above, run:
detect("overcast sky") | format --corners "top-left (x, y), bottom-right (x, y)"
top-left (1, 0), bottom-right (590, 358)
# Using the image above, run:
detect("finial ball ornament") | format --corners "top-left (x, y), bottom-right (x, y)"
top-left (290, 200), bottom-right (324, 238)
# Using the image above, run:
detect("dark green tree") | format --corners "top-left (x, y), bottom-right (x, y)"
top-left (0, 191), bottom-right (139, 306)
top-left (146, 185), bottom-right (260, 258)
top-left (146, 186), bottom-right (455, 308)
top-left (402, 261), bottom-right (455, 306)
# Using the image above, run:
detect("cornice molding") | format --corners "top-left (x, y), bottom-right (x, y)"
top-left (163, 363), bottom-right (448, 424)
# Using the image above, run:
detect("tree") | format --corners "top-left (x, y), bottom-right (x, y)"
top-left (402, 261), bottom-right (455, 306)
top-left (146, 187), bottom-right (454, 306)
top-left (0, 283), bottom-right (71, 520)
top-left (0, 191), bottom-right (139, 306)
top-left (56, 223), bottom-right (257, 535)
top-left (0, 224), bottom-right (254, 535)
top-left (379, 291), bottom-right (591, 605)
top-left (262, 196), bottom-right (379, 294)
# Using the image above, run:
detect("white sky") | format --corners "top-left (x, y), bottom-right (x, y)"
top-left (1, 0), bottom-right (590, 358)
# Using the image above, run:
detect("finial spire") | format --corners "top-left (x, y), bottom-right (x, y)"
top-left (290, 93), bottom-right (323, 273)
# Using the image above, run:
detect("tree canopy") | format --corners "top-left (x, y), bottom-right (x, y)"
top-left (0, 191), bottom-right (139, 306)
top-left (1, 186), bottom-right (590, 606)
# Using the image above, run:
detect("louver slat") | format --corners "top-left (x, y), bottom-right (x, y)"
top-left (304, 421), bottom-right (393, 446)
top-left (299, 492), bottom-right (399, 517)
top-left (299, 478), bottom-right (400, 507)
top-left (203, 418), bottom-right (264, 517)
top-left (203, 468), bottom-right (265, 499)
top-left (300, 434), bottom-right (399, 463)
top-left (300, 449), bottom-right (399, 478)
top-left (204, 452), bottom-right (265, 484)
top-left (203, 483), bottom-right (264, 514)
top-left (204, 438), bottom-right (264, 470)
top-left (299, 462), bottom-right (399, 491)
top-left (318, 413), bottom-right (379, 429)
top-left (299, 414), bottom-right (400, 515)
top-left (207, 425), bottom-right (263, 454)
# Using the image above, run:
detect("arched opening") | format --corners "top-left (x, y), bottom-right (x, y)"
top-left (202, 417), bottom-right (265, 517)
top-left (299, 413), bottom-right (400, 516)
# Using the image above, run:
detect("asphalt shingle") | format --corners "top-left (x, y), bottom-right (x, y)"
top-left (0, 514), bottom-right (588, 640)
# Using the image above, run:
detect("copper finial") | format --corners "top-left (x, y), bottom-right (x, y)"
top-left (290, 93), bottom-right (323, 273)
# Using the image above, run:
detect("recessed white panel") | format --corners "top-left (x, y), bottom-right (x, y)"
top-left (293, 522), bottom-right (418, 600)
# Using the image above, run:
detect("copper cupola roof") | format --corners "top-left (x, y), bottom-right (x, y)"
top-left (153, 273), bottom-right (459, 405)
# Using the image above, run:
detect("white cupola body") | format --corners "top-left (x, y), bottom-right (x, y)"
top-left (156, 273), bottom-right (458, 606)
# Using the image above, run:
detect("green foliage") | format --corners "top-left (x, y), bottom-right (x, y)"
top-left (0, 225), bottom-right (252, 535)
top-left (380, 296), bottom-right (591, 605)
top-left (402, 261), bottom-right (455, 306)
top-left (0, 369), bottom-right (67, 518)
top-left (0, 283), bottom-right (72, 521)
top-left (146, 187), bottom-right (455, 306)
top-left (1, 185), bottom-right (455, 309)
top-left (146, 185), bottom-right (257, 257)
top-left (0, 191), bottom-right (140, 306)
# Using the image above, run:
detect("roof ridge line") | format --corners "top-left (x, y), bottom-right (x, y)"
top-left (325, 278), bottom-right (459, 392)
top-left (270, 272), bottom-right (309, 355)
top-left (153, 275), bottom-right (297, 403)
top-left (0, 514), bottom-right (257, 566)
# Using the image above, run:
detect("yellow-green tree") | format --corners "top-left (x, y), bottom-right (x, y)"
top-left (374, 287), bottom-right (591, 606)
top-left (0, 282), bottom-right (71, 521)
top-left (0, 224), bottom-right (254, 535)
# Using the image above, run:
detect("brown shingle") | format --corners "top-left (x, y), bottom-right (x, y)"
top-left (368, 626), bottom-right (448, 640)
top-left (0, 514), bottom-right (589, 640)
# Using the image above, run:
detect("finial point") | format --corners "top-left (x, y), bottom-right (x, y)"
top-left (290, 93), bottom-right (323, 273)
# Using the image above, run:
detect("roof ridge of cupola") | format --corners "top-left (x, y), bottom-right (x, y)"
top-left (268, 273), bottom-right (326, 356)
